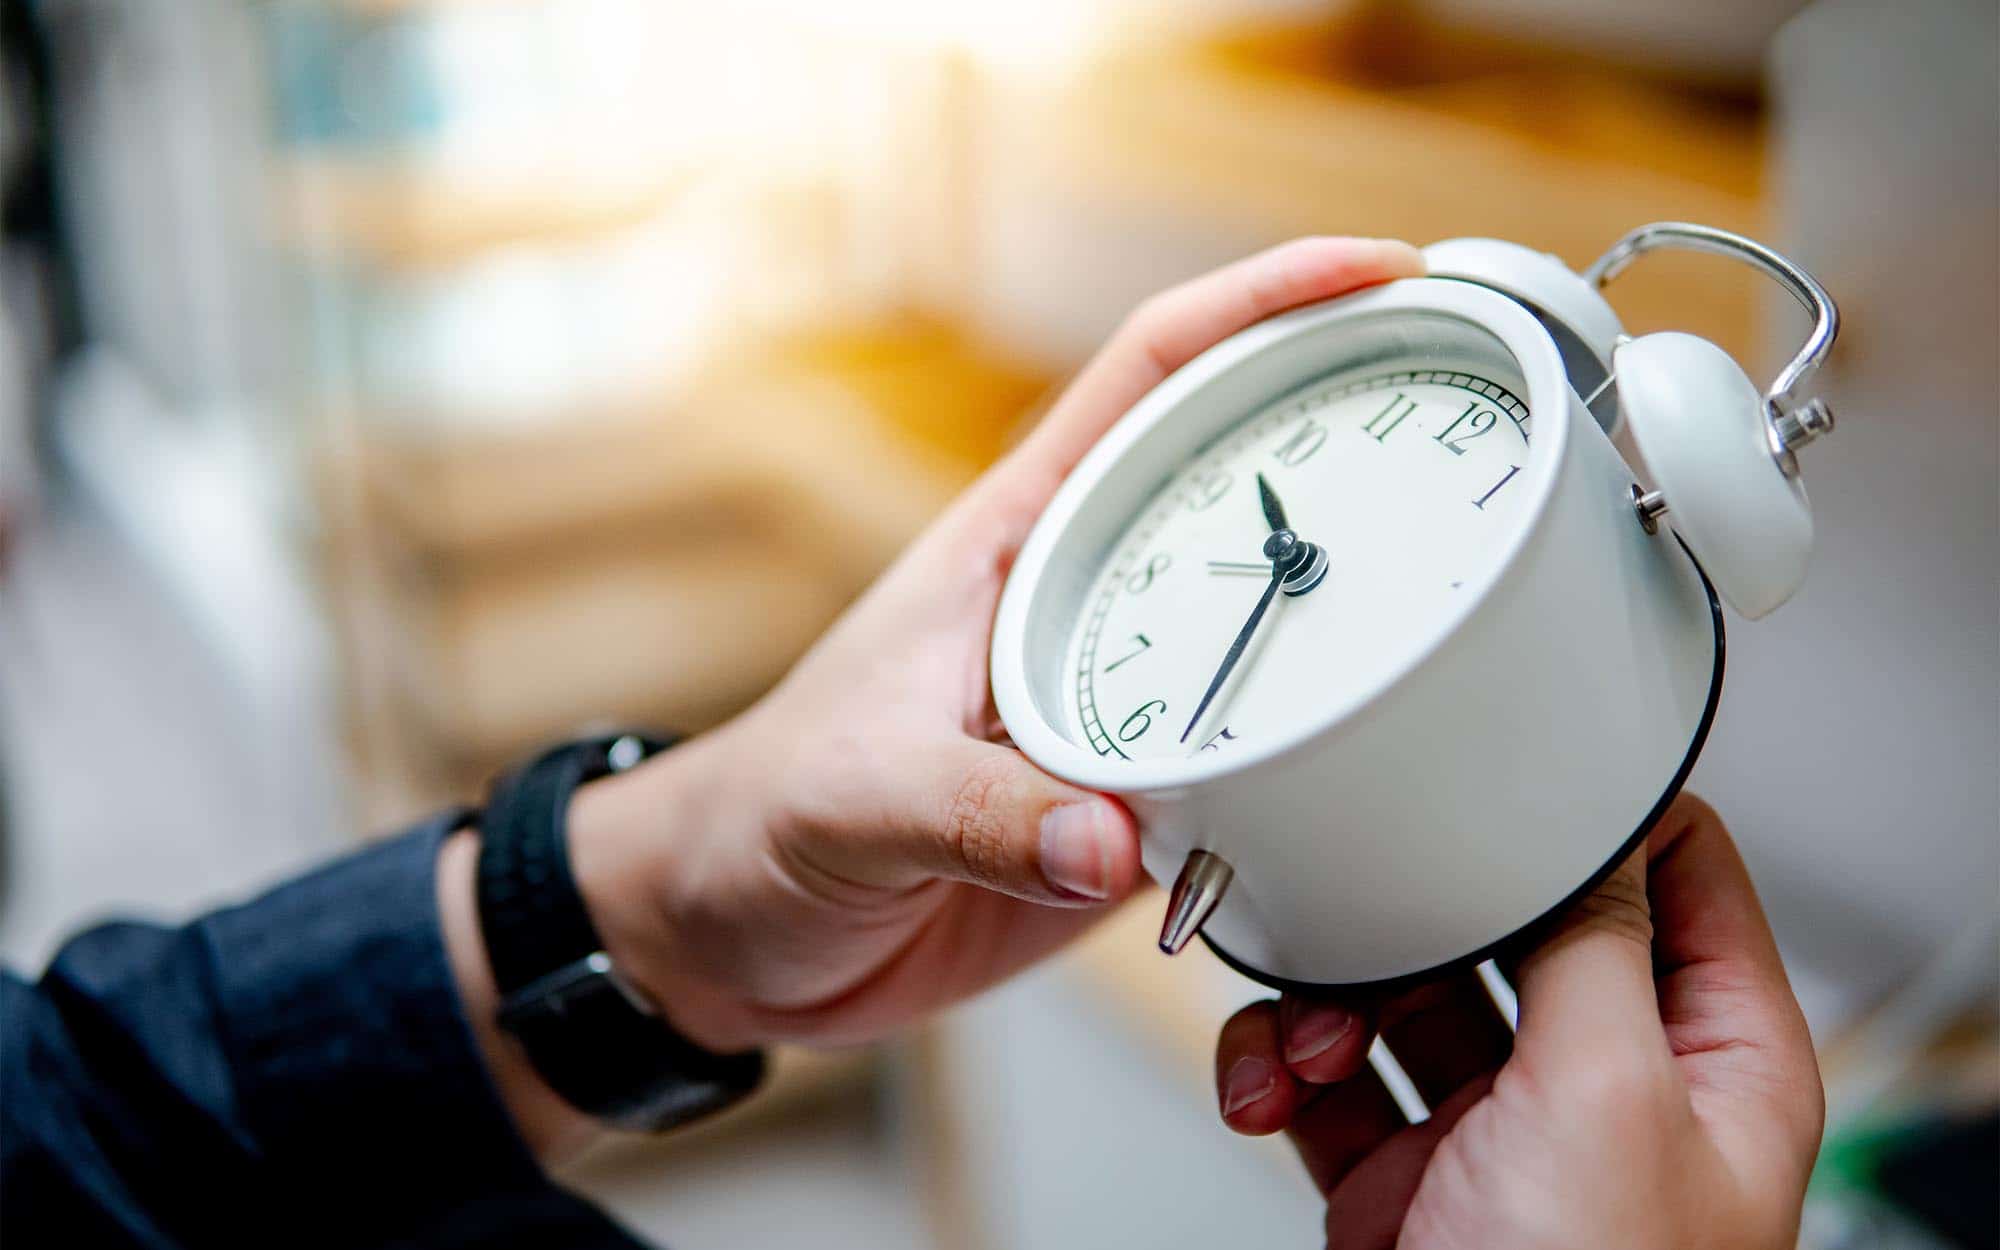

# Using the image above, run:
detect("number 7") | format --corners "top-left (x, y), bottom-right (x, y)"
top-left (1103, 634), bottom-right (1152, 673)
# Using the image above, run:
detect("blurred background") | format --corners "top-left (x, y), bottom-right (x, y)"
top-left (0, 0), bottom-right (1993, 1246)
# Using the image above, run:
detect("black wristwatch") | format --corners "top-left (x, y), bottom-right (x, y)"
top-left (475, 733), bottom-right (765, 1132)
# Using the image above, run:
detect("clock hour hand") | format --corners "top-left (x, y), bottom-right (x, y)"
top-left (1255, 471), bottom-right (1289, 532)
top-left (1252, 471), bottom-right (1328, 594)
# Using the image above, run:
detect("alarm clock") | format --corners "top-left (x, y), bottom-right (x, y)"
top-left (988, 222), bottom-right (1840, 990)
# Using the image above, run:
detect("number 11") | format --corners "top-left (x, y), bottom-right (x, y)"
top-left (1362, 393), bottom-right (1415, 442)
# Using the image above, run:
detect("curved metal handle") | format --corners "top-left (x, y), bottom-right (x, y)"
top-left (1584, 222), bottom-right (1840, 474)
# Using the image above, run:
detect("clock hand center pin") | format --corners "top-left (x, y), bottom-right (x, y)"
top-left (1257, 473), bottom-right (1328, 596)
top-left (1178, 479), bottom-right (1329, 746)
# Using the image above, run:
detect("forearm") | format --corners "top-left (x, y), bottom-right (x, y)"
top-left (435, 730), bottom-right (753, 1165)
top-left (3, 815), bottom-right (641, 1248)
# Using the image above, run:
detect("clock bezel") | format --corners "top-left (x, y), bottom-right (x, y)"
top-left (991, 279), bottom-right (1575, 793)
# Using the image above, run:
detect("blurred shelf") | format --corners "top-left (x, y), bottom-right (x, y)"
top-left (1052, 12), bottom-right (1768, 362)
top-left (318, 318), bottom-right (1053, 822)
top-left (1221, 8), bottom-right (1765, 188)
top-left (732, 317), bottom-right (1056, 472)
top-left (276, 154), bottom-right (700, 269)
top-left (324, 317), bottom-right (1038, 562)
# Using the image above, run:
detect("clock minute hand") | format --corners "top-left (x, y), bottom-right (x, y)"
top-left (1180, 529), bottom-right (1296, 743)
top-left (1181, 473), bottom-right (1332, 744)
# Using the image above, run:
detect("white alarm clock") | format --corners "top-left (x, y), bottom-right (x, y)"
top-left (989, 223), bottom-right (1840, 989)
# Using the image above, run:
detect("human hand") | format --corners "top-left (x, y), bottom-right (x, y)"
top-left (571, 239), bottom-right (1425, 1055)
top-left (1213, 795), bottom-right (1824, 1250)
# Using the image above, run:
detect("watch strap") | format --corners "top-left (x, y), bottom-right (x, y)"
top-left (475, 734), bottom-right (765, 1132)
top-left (478, 740), bottom-right (611, 994)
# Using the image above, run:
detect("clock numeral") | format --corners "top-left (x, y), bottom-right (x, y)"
top-left (1125, 553), bottom-right (1171, 594)
top-left (1272, 419), bottom-right (1327, 467)
top-left (1102, 633), bottom-right (1152, 673)
top-left (1362, 392), bottom-right (1415, 443)
top-left (1117, 699), bottom-right (1168, 743)
top-left (1186, 469), bottom-right (1233, 512)
top-left (1472, 464), bottom-right (1523, 510)
top-left (1433, 401), bottom-right (1497, 456)
top-left (1199, 726), bottom-right (1238, 752)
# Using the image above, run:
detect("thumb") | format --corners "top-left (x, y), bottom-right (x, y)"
top-left (846, 739), bottom-right (1144, 906)
top-left (1509, 846), bottom-right (1674, 1074)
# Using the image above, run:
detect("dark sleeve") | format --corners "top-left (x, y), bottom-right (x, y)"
top-left (0, 812), bottom-right (647, 1250)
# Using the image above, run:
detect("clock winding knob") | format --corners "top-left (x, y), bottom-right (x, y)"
top-left (1159, 850), bottom-right (1234, 956)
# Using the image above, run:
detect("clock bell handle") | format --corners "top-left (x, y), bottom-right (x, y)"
top-left (1582, 222), bottom-right (1841, 477)
top-left (1159, 850), bottom-right (1234, 955)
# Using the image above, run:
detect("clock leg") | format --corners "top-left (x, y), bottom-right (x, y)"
top-left (1159, 850), bottom-right (1234, 955)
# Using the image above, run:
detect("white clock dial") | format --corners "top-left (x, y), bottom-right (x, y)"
top-left (1064, 367), bottom-right (1533, 762)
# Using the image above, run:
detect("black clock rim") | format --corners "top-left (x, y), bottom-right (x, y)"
top-left (1197, 539), bottom-right (1727, 998)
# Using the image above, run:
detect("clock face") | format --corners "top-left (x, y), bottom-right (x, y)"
top-left (1063, 366), bottom-right (1535, 762)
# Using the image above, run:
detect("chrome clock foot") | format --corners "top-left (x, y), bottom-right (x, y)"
top-left (1159, 850), bottom-right (1234, 956)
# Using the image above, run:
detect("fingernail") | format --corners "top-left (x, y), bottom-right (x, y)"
top-left (1221, 1056), bottom-right (1276, 1117)
top-left (1283, 1003), bottom-right (1354, 1064)
top-left (1374, 238), bottom-right (1425, 272)
top-left (1039, 803), bottom-right (1111, 900)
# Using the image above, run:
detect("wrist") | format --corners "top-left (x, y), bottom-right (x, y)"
top-left (564, 727), bottom-right (761, 1051)
top-left (436, 826), bottom-right (601, 1163)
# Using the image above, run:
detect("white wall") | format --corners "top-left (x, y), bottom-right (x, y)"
top-left (1690, 0), bottom-right (1999, 1027)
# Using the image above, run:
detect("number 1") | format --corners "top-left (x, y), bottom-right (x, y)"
top-left (1472, 464), bottom-right (1522, 509)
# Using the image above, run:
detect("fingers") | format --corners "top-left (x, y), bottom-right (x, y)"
top-left (1287, 1063), bottom-right (1409, 1197)
top-left (1279, 995), bottom-right (1374, 1084)
top-left (1646, 794), bottom-right (1823, 1165)
top-left (797, 737), bottom-right (1143, 907)
top-left (1374, 972), bottom-right (1514, 1108)
top-left (1216, 995), bottom-right (1378, 1138)
top-left (1004, 238), bottom-right (1425, 491)
top-left (1217, 978), bottom-right (1511, 1218)
top-left (1216, 996), bottom-right (1406, 1197)
top-left (1509, 795), bottom-right (1819, 1163)
top-left (1215, 1001), bottom-right (1302, 1135)
top-left (1323, 1076), bottom-right (1493, 1250)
